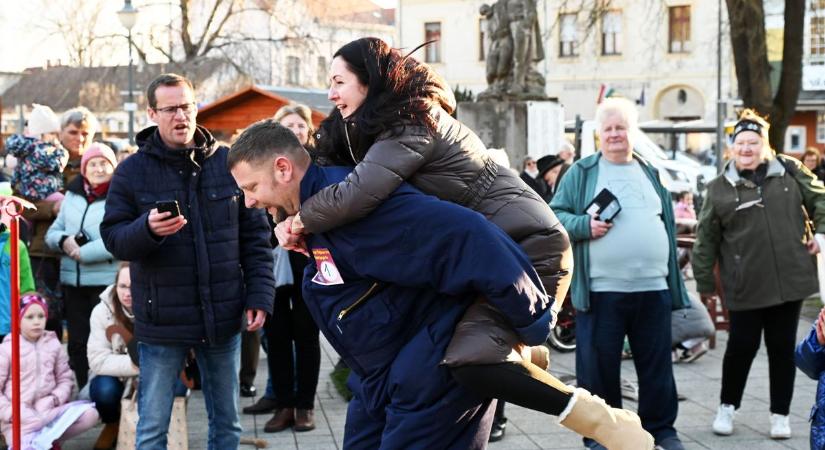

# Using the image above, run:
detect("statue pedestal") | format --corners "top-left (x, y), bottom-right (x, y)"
top-left (457, 100), bottom-right (564, 167)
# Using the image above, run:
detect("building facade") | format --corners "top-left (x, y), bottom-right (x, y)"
top-left (398, 0), bottom-right (736, 124)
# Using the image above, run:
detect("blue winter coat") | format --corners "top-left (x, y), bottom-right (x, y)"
top-left (45, 176), bottom-right (119, 287)
top-left (299, 165), bottom-right (552, 449)
top-left (795, 327), bottom-right (825, 449)
top-left (100, 126), bottom-right (275, 345)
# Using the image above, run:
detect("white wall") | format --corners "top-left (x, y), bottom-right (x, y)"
top-left (399, 0), bottom-right (736, 122)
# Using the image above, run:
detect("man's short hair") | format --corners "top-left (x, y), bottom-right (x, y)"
top-left (228, 119), bottom-right (310, 170)
top-left (61, 106), bottom-right (99, 133)
top-left (147, 73), bottom-right (194, 108)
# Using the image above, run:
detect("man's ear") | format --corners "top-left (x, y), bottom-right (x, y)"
top-left (273, 156), bottom-right (292, 181)
top-left (147, 107), bottom-right (157, 124)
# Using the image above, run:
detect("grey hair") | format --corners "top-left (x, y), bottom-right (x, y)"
top-left (61, 106), bottom-right (99, 133)
top-left (595, 97), bottom-right (639, 132)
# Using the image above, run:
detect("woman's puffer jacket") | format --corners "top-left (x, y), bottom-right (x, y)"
top-left (87, 285), bottom-right (139, 380)
top-left (300, 107), bottom-right (572, 305)
top-left (0, 331), bottom-right (75, 438)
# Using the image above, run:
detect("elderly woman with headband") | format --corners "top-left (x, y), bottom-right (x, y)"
top-left (693, 109), bottom-right (825, 440)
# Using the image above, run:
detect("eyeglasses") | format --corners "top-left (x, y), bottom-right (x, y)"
top-left (153, 103), bottom-right (197, 116)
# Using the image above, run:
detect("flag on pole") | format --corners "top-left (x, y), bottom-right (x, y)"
top-left (597, 84), bottom-right (606, 104)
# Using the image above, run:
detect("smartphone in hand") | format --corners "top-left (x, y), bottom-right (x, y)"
top-left (155, 200), bottom-right (181, 218)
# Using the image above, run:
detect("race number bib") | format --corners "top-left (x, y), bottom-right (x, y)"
top-left (311, 248), bottom-right (345, 285)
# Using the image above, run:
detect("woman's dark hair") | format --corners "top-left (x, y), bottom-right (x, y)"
top-left (316, 37), bottom-right (455, 163)
top-left (111, 262), bottom-right (133, 334)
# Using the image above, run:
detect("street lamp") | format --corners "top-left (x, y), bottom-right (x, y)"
top-left (118, 0), bottom-right (139, 145)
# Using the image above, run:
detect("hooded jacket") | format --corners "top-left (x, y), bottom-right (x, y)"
top-left (795, 327), bottom-right (825, 449)
top-left (692, 155), bottom-right (825, 310)
top-left (0, 331), bottom-right (75, 438)
top-left (299, 165), bottom-right (550, 448)
top-left (100, 126), bottom-right (276, 345)
top-left (45, 175), bottom-right (118, 287)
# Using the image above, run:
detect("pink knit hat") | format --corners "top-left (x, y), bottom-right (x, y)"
top-left (20, 293), bottom-right (48, 320)
top-left (80, 142), bottom-right (118, 176)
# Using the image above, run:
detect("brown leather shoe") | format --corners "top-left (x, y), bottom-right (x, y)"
top-left (243, 396), bottom-right (278, 415)
top-left (294, 409), bottom-right (315, 432)
top-left (93, 422), bottom-right (119, 449)
top-left (264, 408), bottom-right (294, 432)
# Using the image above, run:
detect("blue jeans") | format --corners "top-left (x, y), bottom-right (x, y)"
top-left (90, 375), bottom-right (190, 424)
top-left (136, 333), bottom-right (242, 450)
top-left (576, 290), bottom-right (678, 447)
top-left (90, 375), bottom-right (126, 424)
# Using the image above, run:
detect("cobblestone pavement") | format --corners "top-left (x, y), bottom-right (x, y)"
top-left (64, 291), bottom-right (822, 449)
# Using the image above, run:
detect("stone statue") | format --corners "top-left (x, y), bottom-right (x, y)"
top-left (477, 1), bottom-right (513, 100)
top-left (477, 0), bottom-right (547, 101)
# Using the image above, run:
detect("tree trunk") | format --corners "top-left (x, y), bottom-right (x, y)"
top-left (769, 0), bottom-right (805, 153)
top-left (726, 0), bottom-right (805, 153)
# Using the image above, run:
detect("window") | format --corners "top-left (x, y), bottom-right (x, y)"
top-left (818, 112), bottom-right (825, 144)
top-left (668, 5), bottom-right (691, 53)
top-left (559, 13), bottom-right (578, 57)
top-left (424, 22), bottom-right (442, 63)
top-left (317, 56), bottom-right (327, 86)
top-left (601, 10), bottom-right (622, 55)
top-left (812, 16), bottom-right (825, 64)
top-left (786, 125), bottom-right (807, 152)
top-left (479, 18), bottom-right (486, 61)
top-left (286, 56), bottom-right (300, 85)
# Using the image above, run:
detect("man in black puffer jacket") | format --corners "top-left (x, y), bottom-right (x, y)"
top-left (100, 73), bottom-right (275, 449)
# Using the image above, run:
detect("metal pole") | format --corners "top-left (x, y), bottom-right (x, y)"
top-left (715, 0), bottom-right (724, 174)
top-left (128, 28), bottom-right (135, 145)
top-left (574, 114), bottom-right (583, 161)
top-left (9, 207), bottom-right (20, 450)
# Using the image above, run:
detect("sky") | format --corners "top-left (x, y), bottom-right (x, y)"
top-left (0, 0), bottom-right (398, 73)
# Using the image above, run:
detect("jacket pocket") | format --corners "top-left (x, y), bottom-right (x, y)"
top-left (733, 254), bottom-right (745, 298)
top-left (334, 283), bottom-right (399, 371)
top-left (205, 186), bottom-right (240, 229)
top-left (147, 279), bottom-right (160, 323)
top-left (337, 282), bottom-right (383, 321)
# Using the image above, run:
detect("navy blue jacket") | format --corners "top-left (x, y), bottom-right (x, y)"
top-left (100, 126), bottom-right (275, 345)
top-left (795, 328), bottom-right (825, 449)
top-left (300, 165), bottom-right (551, 443)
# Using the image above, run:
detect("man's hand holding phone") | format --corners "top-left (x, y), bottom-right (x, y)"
top-left (149, 200), bottom-right (186, 237)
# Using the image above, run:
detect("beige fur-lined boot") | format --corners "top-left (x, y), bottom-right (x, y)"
top-left (559, 388), bottom-right (654, 450)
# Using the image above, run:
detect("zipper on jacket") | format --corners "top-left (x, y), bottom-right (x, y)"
top-left (337, 282), bottom-right (381, 322)
top-left (75, 201), bottom-right (92, 287)
top-left (344, 122), bottom-right (358, 164)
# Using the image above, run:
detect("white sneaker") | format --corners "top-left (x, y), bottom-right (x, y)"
top-left (712, 404), bottom-right (736, 435)
top-left (769, 413), bottom-right (791, 439)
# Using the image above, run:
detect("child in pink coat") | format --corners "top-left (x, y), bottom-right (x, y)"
top-left (0, 294), bottom-right (98, 449)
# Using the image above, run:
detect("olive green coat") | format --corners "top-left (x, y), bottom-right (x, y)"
top-left (692, 155), bottom-right (825, 311)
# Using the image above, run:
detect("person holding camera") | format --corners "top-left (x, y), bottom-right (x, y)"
top-left (46, 142), bottom-right (120, 390)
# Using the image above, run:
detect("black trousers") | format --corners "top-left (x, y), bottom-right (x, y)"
top-left (63, 284), bottom-right (105, 389)
top-left (265, 252), bottom-right (320, 409)
top-left (451, 359), bottom-right (572, 416)
top-left (30, 256), bottom-right (62, 339)
top-left (240, 330), bottom-right (260, 386)
top-left (720, 300), bottom-right (802, 415)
